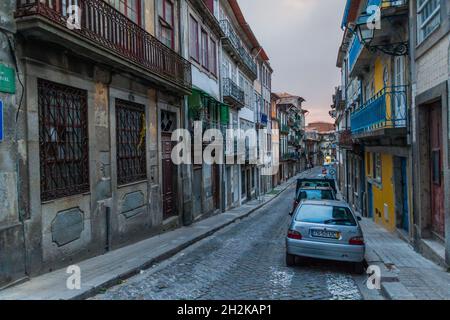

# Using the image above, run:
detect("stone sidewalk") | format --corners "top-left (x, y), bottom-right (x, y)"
top-left (0, 174), bottom-right (300, 300)
top-left (360, 218), bottom-right (450, 300)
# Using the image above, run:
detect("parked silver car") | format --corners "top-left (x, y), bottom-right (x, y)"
top-left (286, 200), bottom-right (365, 273)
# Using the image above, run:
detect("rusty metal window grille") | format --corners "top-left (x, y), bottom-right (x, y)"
top-left (38, 79), bottom-right (89, 201)
top-left (116, 99), bottom-right (147, 185)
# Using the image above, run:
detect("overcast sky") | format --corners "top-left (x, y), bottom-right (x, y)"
top-left (238, 0), bottom-right (346, 124)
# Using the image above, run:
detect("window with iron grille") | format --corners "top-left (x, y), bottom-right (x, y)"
top-left (38, 79), bottom-right (89, 201)
top-left (116, 99), bottom-right (147, 185)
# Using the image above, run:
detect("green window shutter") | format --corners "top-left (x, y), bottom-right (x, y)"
top-left (220, 104), bottom-right (229, 124)
top-left (188, 89), bottom-right (203, 120)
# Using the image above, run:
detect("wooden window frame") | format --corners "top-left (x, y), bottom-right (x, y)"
top-left (189, 15), bottom-right (200, 62)
top-left (201, 28), bottom-right (209, 69)
top-left (417, 0), bottom-right (441, 44)
top-left (159, 0), bottom-right (175, 49)
top-left (209, 37), bottom-right (217, 76)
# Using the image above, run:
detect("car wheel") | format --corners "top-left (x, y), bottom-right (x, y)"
top-left (286, 253), bottom-right (295, 267)
top-left (353, 262), bottom-right (365, 274)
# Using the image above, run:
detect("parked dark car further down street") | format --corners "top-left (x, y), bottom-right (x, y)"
top-left (292, 178), bottom-right (338, 213)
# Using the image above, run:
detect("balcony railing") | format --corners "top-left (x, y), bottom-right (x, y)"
top-left (220, 19), bottom-right (257, 79)
top-left (220, 19), bottom-right (241, 51)
top-left (238, 46), bottom-right (258, 77)
top-left (367, 0), bottom-right (408, 8)
top-left (223, 78), bottom-right (245, 108)
top-left (16, 0), bottom-right (192, 90)
top-left (351, 86), bottom-right (407, 135)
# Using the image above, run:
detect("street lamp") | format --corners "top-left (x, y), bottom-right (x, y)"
top-left (355, 16), bottom-right (375, 44)
top-left (352, 14), bottom-right (408, 56)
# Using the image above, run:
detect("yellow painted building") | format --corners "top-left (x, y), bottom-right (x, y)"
top-left (341, 0), bottom-right (412, 237)
top-left (356, 49), bottom-right (412, 233)
top-left (365, 151), bottom-right (396, 231)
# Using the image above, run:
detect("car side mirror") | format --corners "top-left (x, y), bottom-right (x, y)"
top-left (289, 211), bottom-right (293, 216)
top-left (357, 216), bottom-right (362, 221)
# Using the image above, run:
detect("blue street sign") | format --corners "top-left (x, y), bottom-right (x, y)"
top-left (0, 99), bottom-right (3, 142)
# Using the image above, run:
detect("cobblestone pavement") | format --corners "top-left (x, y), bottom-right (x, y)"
top-left (93, 170), bottom-right (363, 300)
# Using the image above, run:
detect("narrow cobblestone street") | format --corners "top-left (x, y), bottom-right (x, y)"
top-left (93, 169), bottom-right (363, 300)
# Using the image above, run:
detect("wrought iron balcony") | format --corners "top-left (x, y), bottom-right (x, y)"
top-left (15, 0), bottom-right (192, 92)
top-left (223, 78), bottom-right (245, 108)
top-left (351, 86), bottom-right (407, 137)
top-left (220, 19), bottom-right (257, 80)
top-left (238, 46), bottom-right (258, 78)
top-left (368, 0), bottom-right (408, 8)
top-left (220, 19), bottom-right (241, 52)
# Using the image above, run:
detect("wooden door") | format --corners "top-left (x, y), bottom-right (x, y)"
top-left (162, 132), bottom-right (176, 220)
top-left (227, 167), bottom-right (232, 207)
top-left (192, 168), bottom-right (202, 218)
top-left (430, 103), bottom-right (445, 238)
top-left (367, 183), bottom-right (373, 218)
top-left (400, 158), bottom-right (410, 232)
top-left (212, 164), bottom-right (220, 210)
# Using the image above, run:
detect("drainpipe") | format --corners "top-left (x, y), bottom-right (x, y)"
top-left (178, 0), bottom-right (194, 224)
top-left (98, 198), bottom-right (113, 252)
top-left (218, 30), bottom-right (226, 213)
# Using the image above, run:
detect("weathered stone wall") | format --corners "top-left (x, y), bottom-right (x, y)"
top-left (0, 0), bottom-right (27, 287)
top-left (416, 36), bottom-right (449, 96)
top-left (5, 37), bottom-right (181, 282)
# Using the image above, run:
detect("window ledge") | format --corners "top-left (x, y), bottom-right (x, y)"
top-left (118, 179), bottom-right (148, 189)
top-left (41, 192), bottom-right (91, 205)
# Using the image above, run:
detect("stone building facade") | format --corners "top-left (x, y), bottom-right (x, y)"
top-left (409, 0), bottom-right (450, 266)
top-left (0, 0), bottom-right (282, 288)
top-left (0, 0), bottom-right (191, 287)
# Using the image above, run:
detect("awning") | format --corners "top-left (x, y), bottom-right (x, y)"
top-left (189, 87), bottom-right (230, 124)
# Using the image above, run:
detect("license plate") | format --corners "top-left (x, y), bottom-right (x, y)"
top-left (311, 229), bottom-right (340, 239)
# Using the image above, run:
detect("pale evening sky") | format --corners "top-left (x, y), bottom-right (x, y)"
top-left (238, 0), bottom-right (346, 124)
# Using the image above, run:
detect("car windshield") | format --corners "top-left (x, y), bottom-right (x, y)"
top-left (297, 189), bottom-right (334, 201)
top-left (301, 182), bottom-right (331, 188)
top-left (295, 204), bottom-right (356, 226)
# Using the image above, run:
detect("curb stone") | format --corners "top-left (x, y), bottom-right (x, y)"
top-left (381, 282), bottom-right (416, 300)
